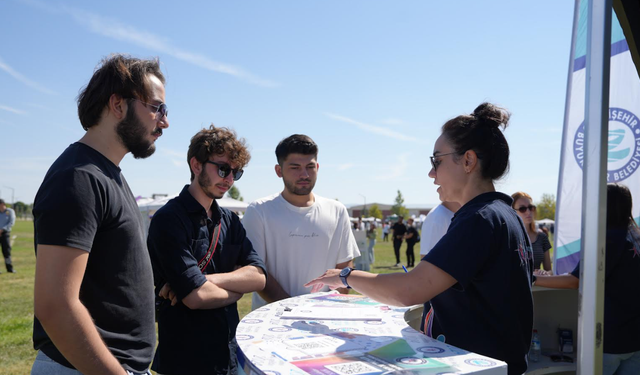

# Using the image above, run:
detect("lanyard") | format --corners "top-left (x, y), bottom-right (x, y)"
top-left (197, 222), bottom-right (221, 273)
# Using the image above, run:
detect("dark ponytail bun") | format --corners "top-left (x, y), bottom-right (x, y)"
top-left (441, 102), bottom-right (511, 181)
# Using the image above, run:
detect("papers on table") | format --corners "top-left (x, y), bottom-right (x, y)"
top-left (280, 305), bottom-right (383, 321)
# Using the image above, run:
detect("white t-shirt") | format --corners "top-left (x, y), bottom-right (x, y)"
top-left (420, 204), bottom-right (455, 256)
top-left (242, 193), bottom-right (360, 310)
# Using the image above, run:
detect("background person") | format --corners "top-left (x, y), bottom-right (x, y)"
top-left (404, 218), bottom-right (419, 267)
top-left (307, 103), bottom-right (534, 375)
top-left (512, 191), bottom-right (552, 271)
top-left (242, 134), bottom-right (359, 310)
top-left (0, 199), bottom-right (16, 273)
top-left (382, 221), bottom-right (390, 242)
top-left (535, 183), bottom-right (640, 375)
top-left (391, 216), bottom-right (406, 266)
top-left (420, 201), bottom-right (460, 257)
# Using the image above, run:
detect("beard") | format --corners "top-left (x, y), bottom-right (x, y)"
top-left (283, 177), bottom-right (316, 196)
top-left (198, 167), bottom-right (225, 200)
top-left (116, 104), bottom-right (161, 159)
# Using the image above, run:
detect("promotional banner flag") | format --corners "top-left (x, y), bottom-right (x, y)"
top-left (555, 0), bottom-right (640, 274)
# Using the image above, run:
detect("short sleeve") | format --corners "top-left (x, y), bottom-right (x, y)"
top-left (242, 204), bottom-right (267, 263)
top-left (539, 232), bottom-right (552, 253)
top-left (423, 212), bottom-right (494, 289)
top-left (34, 168), bottom-right (104, 252)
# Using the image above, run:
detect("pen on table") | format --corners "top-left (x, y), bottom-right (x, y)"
top-left (402, 265), bottom-right (408, 273)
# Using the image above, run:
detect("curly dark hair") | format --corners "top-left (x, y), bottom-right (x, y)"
top-left (77, 54), bottom-right (165, 130)
top-left (187, 125), bottom-right (251, 181)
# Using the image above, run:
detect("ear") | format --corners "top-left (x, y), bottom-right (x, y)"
top-left (108, 94), bottom-right (128, 120)
top-left (316, 162), bottom-right (320, 171)
top-left (190, 157), bottom-right (203, 178)
top-left (275, 164), bottom-right (283, 178)
top-left (463, 150), bottom-right (479, 173)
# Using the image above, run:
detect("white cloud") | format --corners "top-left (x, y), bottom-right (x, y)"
top-left (379, 118), bottom-right (404, 125)
top-left (0, 105), bottom-right (27, 115)
top-left (324, 113), bottom-right (427, 144)
top-left (22, 1), bottom-right (280, 88)
top-left (0, 57), bottom-right (57, 95)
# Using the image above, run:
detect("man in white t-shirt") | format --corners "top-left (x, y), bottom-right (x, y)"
top-left (419, 201), bottom-right (460, 256)
top-left (243, 134), bottom-right (360, 310)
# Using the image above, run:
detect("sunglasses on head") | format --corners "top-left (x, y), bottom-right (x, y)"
top-left (516, 205), bottom-right (536, 213)
top-left (205, 160), bottom-right (244, 181)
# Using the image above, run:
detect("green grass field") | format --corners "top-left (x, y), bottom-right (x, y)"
top-left (0, 221), bottom-right (411, 374)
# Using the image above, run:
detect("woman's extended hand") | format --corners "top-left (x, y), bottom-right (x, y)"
top-left (305, 269), bottom-right (343, 293)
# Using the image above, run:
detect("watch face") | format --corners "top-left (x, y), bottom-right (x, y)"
top-left (340, 268), bottom-right (351, 277)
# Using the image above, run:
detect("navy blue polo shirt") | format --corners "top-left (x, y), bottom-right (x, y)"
top-left (423, 192), bottom-right (534, 375)
top-left (147, 185), bottom-right (266, 375)
top-left (570, 228), bottom-right (640, 354)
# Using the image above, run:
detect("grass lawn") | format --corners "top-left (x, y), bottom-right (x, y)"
top-left (0, 222), bottom-right (412, 374)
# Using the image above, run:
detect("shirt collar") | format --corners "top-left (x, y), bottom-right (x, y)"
top-left (178, 184), bottom-right (222, 224)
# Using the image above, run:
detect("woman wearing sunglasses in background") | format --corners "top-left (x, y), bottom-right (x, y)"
top-left (307, 103), bottom-right (534, 375)
top-left (511, 192), bottom-right (552, 272)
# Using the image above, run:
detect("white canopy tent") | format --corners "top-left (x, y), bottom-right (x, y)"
top-left (137, 194), bottom-right (249, 236)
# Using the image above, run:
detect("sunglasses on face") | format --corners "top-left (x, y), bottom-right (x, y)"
top-left (429, 151), bottom-right (458, 171)
top-left (516, 205), bottom-right (536, 213)
top-left (133, 99), bottom-right (168, 120)
top-left (205, 160), bottom-right (244, 181)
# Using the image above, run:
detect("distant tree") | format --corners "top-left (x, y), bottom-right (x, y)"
top-left (228, 186), bottom-right (243, 201)
top-left (536, 193), bottom-right (556, 220)
top-left (368, 204), bottom-right (382, 219)
top-left (392, 190), bottom-right (409, 217)
top-left (12, 201), bottom-right (28, 214)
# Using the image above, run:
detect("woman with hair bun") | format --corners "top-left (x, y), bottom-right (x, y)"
top-left (511, 191), bottom-right (552, 271)
top-left (307, 103), bottom-right (534, 375)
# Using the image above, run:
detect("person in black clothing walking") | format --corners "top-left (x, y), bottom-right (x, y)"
top-left (405, 218), bottom-right (419, 267)
top-left (391, 216), bottom-right (407, 266)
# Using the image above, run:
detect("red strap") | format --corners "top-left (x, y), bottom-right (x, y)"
top-left (197, 223), bottom-right (221, 273)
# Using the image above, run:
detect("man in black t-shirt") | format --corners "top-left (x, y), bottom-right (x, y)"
top-left (404, 218), bottom-right (419, 267)
top-left (147, 126), bottom-right (266, 375)
top-left (391, 216), bottom-right (407, 266)
top-left (32, 55), bottom-right (169, 375)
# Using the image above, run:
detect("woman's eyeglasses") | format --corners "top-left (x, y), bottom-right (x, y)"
top-left (516, 205), bottom-right (536, 213)
top-left (205, 160), bottom-right (244, 181)
top-left (429, 152), bottom-right (458, 171)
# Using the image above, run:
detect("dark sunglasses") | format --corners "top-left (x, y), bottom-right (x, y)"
top-left (133, 99), bottom-right (168, 119)
top-left (205, 160), bottom-right (244, 181)
top-left (516, 205), bottom-right (536, 213)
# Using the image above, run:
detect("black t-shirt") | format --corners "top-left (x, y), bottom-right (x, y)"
top-left (147, 185), bottom-right (267, 375)
top-left (32, 142), bottom-right (155, 372)
top-left (392, 222), bottom-right (407, 239)
top-left (423, 192), bottom-right (534, 375)
top-left (406, 226), bottom-right (419, 244)
top-left (570, 228), bottom-right (640, 354)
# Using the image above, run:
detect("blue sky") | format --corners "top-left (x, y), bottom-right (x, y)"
top-left (0, 0), bottom-right (574, 207)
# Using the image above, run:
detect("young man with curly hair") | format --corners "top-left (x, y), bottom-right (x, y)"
top-left (147, 125), bottom-right (266, 375)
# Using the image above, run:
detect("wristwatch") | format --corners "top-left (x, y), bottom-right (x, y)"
top-left (339, 267), bottom-right (354, 289)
